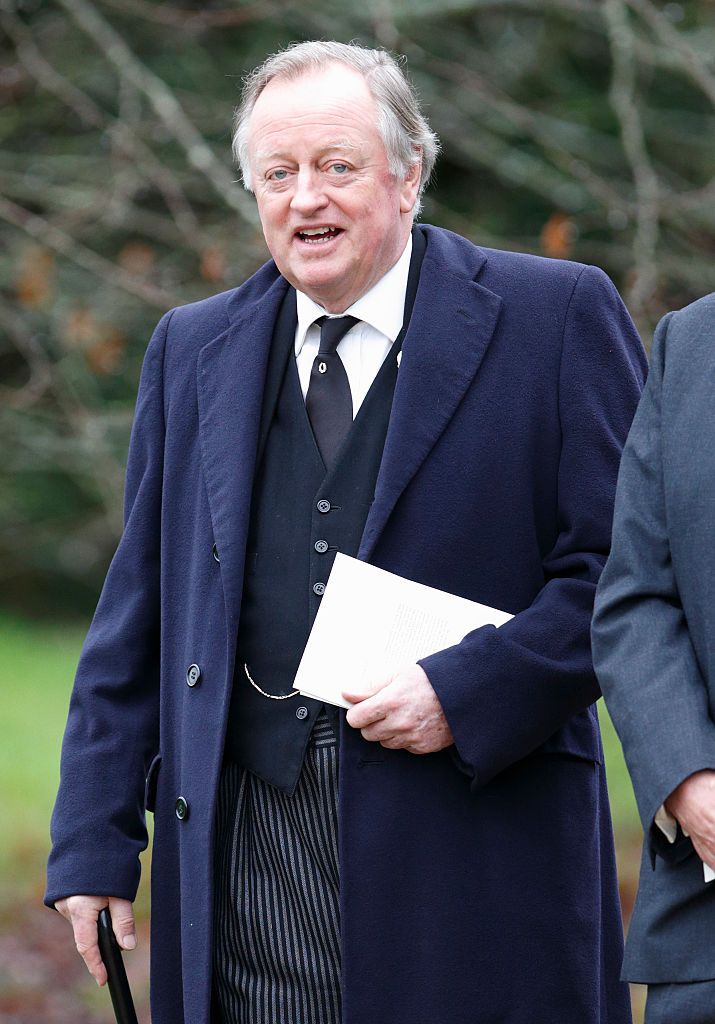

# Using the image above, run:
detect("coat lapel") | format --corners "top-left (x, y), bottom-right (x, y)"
top-left (197, 272), bottom-right (290, 630)
top-left (196, 231), bottom-right (503, 613)
top-left (359, 235), bottom-right (503, 561)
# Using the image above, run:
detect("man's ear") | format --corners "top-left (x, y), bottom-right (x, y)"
top-left (399, 152), bottom-right (423, 214)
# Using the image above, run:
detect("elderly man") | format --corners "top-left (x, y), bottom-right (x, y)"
top-left (46, 41), bottom-right (646, 1024)
top-left (593, 294), bottom-right (715, 1024)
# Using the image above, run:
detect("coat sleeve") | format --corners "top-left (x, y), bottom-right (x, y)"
top-left (419, 265), bottom-right (646, 788)
top-left (592, 310), bottom-right (715, 861)
top-left (45, 310), bottom-right (173, 908)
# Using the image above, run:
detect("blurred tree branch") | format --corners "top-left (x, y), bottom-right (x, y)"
top-left (626, 0), bottom-right (715, 105)
top-left (2, 9), bottom-right (205, 243)
top-left (99, 0), bottom-right (275, 29)
top-left (1, 0), bottom-right (713, 613)
top-left (603, 0), bottom-right (660, 325)
top-left (0, 195), bottom-right (180, 308)
top-left (0, 295), bottom-right (128, 551)
top-left (55, 0), bottom-right (258, 224)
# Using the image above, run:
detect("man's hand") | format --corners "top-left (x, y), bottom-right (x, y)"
top-left (55, 894), bottom-right (136, 987)
top-left (664, 769), bottom-right (715, 870)
top-left (343, 664), bottom-right (454, 754)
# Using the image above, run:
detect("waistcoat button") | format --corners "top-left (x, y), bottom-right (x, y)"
top-left (313, 582), bottom-right (326, 596)
top-left (296, 706), bottom-right (309, 720)
top-left (316, 499), bottom-right (331, 514)
top-left (314, 539), bottom-right (329, 554)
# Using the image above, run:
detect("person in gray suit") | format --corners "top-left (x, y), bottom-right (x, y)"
top-left (592, 292), bottom-right (715, 1024)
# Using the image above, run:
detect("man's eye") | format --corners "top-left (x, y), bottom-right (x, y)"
top-left (269, 169), bottom-right (288, 181)
top-left (330, 163), bottom-right (349, 174)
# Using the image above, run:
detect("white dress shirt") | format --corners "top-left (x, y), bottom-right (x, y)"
top-left (294, 235), bottom-right (412, 416)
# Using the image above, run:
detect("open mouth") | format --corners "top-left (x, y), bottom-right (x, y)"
top-left (295, 226), bottom-right (343, 244)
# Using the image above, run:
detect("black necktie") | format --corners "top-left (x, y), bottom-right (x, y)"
top-left (305, 315), bottom-right (358, 468)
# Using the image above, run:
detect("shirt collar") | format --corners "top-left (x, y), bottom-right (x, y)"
top-left (294, 234), bottom-right (412, 356)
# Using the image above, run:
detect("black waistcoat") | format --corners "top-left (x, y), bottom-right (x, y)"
top-left (223, 229), bottom-right (426, 792)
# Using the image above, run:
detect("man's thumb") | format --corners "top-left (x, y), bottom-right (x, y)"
top-left (108, 898), bottom-right (137, 950)
top-left (342, 674), bottom-right (391, 704)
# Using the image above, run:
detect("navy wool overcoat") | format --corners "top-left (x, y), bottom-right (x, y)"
top-left (46, 225), bottom-right (646, 1024)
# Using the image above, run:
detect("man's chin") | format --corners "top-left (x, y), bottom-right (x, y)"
top-left (290, 266), bottom-right (359, 311)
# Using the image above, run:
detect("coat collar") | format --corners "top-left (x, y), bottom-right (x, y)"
top-left (358, 226), bottom-right (503, 560)
top-left (197, 226), bottom-right (503, 625)
top-left (197, 269), bottom-right (289, 629)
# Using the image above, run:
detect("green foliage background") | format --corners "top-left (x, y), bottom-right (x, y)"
top-left (1, 0), bottom-right (714, 615)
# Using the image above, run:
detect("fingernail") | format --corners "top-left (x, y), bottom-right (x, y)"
top-left (122, 934), bottom-right (137, 950)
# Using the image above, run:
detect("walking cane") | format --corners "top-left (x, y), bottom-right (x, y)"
top-left (97, 907), bottom-right (139, 1024)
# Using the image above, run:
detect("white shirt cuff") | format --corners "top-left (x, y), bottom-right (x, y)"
top-left (654, 803), bottom-right (678, 843)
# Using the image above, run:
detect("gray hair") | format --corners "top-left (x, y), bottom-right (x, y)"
top-left (233, 41), bottom-right (440, 214)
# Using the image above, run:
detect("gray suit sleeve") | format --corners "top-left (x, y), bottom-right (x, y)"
top-left (592, 310), bottom-right (715, 861)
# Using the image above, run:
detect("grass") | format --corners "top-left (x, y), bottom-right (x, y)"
top-left (600, 699), bottom-right (641, 835)
top-left (1, 614), bottom-right (87, 900)
top-left (0, 613), bottom-right (156, 915)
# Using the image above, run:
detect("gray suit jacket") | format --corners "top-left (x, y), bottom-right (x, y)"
top-left (593, 292), bottom-right (715, 984)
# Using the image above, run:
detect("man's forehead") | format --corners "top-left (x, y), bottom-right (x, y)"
top-left (250, 65), bottom-right (376, 125)
top-left (247, 67), bottom-right (382, 162)
top-left (260, 61), bottom-right (370, 98)
top-left (254, 138), bottom-right (359, 162)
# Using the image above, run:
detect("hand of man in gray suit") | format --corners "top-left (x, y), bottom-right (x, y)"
top-left (665, 769), bottom-right (715, 872)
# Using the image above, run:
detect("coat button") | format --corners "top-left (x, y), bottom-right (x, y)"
top-left (314, 539), bottom-right (329, 554)
top-left (316, 499), bottom-right (331, 514)
top-left (186, 663), bottom-right (201, 687)
top-left (175, 796), bottom-right (189, 821)
top-left (296, 706), bottom-right (309, 720)
top-left (212, 543), bottom-right (220, 563)
top-left (313, 582), bottom-right (326, 596)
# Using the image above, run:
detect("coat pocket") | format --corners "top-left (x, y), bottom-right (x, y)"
top-left (537, 708), bottom-right (603, 765)
top-left (145, 752), bottom-right (162, 812)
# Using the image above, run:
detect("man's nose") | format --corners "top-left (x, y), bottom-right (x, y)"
top-left (289, 169), bottom-right (329, 214)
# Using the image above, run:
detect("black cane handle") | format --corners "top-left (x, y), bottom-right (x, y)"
top-left (97, 907), bottom-right (139, 1024)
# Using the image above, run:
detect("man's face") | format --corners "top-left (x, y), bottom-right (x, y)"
top-left (247, 64), bottom-right (421, 313)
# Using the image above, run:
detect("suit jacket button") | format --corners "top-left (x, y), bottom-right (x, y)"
top-left (175, 796), bottom-right (189, 821)
top-left (212, 543), bottom-right (220, 563)
top-left (296, 706), bottom-right (309, 720)
top-left (186, 663), bottom-right (201, 687)
top-left (313, 582), bottom-right (326, 596)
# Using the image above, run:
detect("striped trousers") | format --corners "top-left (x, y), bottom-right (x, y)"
top-left (213, 712), bottom-right (341, 1024)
